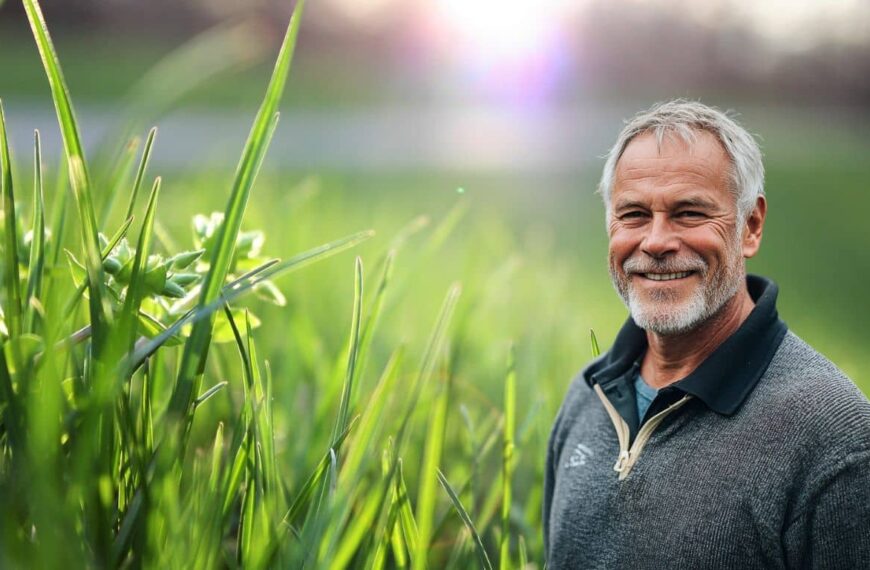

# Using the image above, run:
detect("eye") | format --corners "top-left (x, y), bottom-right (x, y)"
top-left (619, 211), bottom-right (647, 220)
top-left (676, 210), bottom-right (706, 219)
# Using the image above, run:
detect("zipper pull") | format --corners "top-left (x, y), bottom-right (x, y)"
top-left (613, 450), bottom-right (630, 472)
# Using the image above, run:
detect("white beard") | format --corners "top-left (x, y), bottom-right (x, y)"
top-left (610, 234), bottom-right (745, 336)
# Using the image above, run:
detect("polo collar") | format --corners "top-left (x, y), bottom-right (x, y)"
top-left (584, 274), bottom-right (788, 416)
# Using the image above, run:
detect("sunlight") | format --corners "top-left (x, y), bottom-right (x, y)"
top-left (434, 0), bottom-right (576, 62)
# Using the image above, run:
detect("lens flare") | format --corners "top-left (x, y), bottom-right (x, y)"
top-left (430, 0), bottom-right (579, 103)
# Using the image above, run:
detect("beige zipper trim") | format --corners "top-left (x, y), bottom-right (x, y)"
top-left (593, 384), bottom-right (692, 480)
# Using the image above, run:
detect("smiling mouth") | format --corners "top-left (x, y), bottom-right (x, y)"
top-left (639, 271), bottom-right (694, 281)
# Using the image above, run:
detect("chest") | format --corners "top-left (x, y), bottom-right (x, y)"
top-left (548, 400), bottom-right (791, 569)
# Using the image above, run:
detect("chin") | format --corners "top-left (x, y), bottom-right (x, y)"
top-left (628, 295), bottom-right (709, 335)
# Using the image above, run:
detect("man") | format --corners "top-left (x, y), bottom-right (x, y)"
top-left (543, 100), bottom-right (870, 569)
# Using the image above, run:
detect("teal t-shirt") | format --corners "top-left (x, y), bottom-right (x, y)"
top-left (634, 373), bottom-right (658, 423)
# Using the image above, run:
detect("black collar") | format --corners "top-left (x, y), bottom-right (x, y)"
top-left (584, 274), bottom-right (788, 416)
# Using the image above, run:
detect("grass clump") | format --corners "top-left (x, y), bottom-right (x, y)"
top-left (0, 0), bottom-right (541, 568)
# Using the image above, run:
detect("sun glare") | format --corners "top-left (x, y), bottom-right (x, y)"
top-left (428, 0), bottom-right (578, 103)
top-left (434, 0), bottom-right (575, 62)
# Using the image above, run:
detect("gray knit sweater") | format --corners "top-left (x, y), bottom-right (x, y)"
top-left (544, 331), bottom-right (870, 569)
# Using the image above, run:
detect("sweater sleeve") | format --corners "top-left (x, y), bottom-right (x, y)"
top-left (782, 450), bottom-right (870, 569)
top-left (542, 403), bottom-right (564, 560)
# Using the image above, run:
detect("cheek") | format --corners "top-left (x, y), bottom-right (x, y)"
top-left (607, 232), bottom-right (636, 264)
top-left (682, 228), bottom-right (735, 260)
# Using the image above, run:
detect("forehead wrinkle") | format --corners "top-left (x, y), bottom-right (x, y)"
top-left (615, 169), bottom-right (720, 193)
top-left (614, 158), bottom-right (730, 197)
top-left (618, 157), bottom-right (721, 177)
top-left (616, 131), bottom-right (731, 182)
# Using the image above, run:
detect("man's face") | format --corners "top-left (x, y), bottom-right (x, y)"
top-left (607, 130), bottom-right (747, 335)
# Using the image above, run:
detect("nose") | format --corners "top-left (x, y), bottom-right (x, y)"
top-left (641, 214), bottom-right (680, 258)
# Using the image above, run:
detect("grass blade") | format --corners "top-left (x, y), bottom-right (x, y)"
top-left (330, 488), bottom-right (382, 570)
top-left (209, 422), bottom-right (225, 493)
top-left (323, 349), bottom-right (405, 567)
top-left (168, 0), bottom-right (307, 438)
top-left (355, 250), bottom-right (394, 390)
top-left (414, 360), bottom-right (451, 570)
top-left (25, 130), bottom-right (46, 334)
top-left (437, 469), bottom-right (493, 570)
top-left (281, 416), bottom-right (358, 528)
top-left (0, 100), bottom-right (23, 339)
top-left (500, 346), bottom-right (517, 570)
top-left (119, 177), bottom-right (161, 354)
top-left (123, 127), bottom-right (157, 223)
top-left (331, 256), bottom-right (363, 447)
top-left (194, 381), bottom-right (228, 409)
top-left (23, 0), bottom-right (111, 345)
top-left (46, 155), bottom-right (68, 269)
top-left (339, 348), bottom-right (403, 487)
top-left (393, 283), bottom-right (461, 461)
top-left (397, 459), bottom-right (420, 560)
top-left (97, 135), bottom-right (140, 227)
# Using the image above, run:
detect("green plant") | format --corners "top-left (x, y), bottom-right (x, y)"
top-left (0, 0), bottom-right (539, 566)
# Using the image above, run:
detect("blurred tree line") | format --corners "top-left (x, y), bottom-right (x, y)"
top-left (1, 0), bottom-right (868, 105)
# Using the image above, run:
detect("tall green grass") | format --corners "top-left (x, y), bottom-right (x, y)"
top-left (0, 0), bottom-right (542, 567)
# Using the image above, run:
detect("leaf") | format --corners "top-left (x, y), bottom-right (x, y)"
top-left (437, 470), bottom-right (493, 570)
top-left (414, 365), bottom-right (451, 570)
top-left (354, 250), bottom-right (394, 397)
top-left (97, 135), bottom-right (140, 228)
top-left (500, 345), bottom-right (517, 570)
top-left (169, 272), bottom-right (199, 287)
top-left (209, 422), bottom-right (225, 493)
top-left (46, 154), bottom-right (69, 269)
top-left (123, 127), bottom-right (157, 222)
top-left (0, 100), bottom-right (23, 339)
top-left (323, 349), bottom-right (405, 567)
top-left (394, 283), bottom-right (461, 459)
top-left (24, 130), bottom-right (46, 335)
top-left (169, 248), bottom-right (205, 270)
top-left (281, 417), bottom-right (358, 528)
top-left (62, 216), bottom-right (136, 319)
top-left (168, 0), bottom-right (309, 446)
top-left (212, 308), bottom-right (260, 344)
top-left (330, 256), bottom-right (364, 448)
top-left (252, 279), bottom-right (286, 306)
top-left (194, 381), bottom-right (228, 408)
top-left (3, 334), bottom-right (44, 374)
top-left (137, 311), bottom-right (182, 346)
top-left (397, 459), bottom-right (420, 562)
top-left (23, 0), bottom-right (111, 346)
top-left (65, 249), bottom-right (87, 288)
top-left (126, 230), bottom-right (373, 374)
top-left (119, 176), bottom-right (161, 356)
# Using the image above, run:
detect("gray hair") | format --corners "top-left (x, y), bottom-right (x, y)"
top-left (598, 99), bottom-right (765, 222)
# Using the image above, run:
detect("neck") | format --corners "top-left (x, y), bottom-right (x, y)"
top-left (640, 286), bottom-right (756, 389)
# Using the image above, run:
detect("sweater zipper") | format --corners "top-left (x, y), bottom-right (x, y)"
top-left (593, 384), bottom-right (692, 481)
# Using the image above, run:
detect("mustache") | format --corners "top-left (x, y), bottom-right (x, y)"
top-left (622, 255), bottom-right (707, 274)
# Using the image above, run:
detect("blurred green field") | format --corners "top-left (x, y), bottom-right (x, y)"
top-left (0, 25), bottom-right (403, 109)
top-left (1, 4), bottom-right (869, 567)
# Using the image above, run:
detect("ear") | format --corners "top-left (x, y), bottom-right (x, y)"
top-left (742, 195), bottom-right (766, 258)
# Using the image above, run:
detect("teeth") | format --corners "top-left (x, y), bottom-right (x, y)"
top-left (643, 271), bottom-right (692, 281)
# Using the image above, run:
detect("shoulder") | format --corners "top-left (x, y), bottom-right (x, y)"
top-left (548, 361), bottom-right (601, 455)
top-left (749, 330), bottom-right (870, 459)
